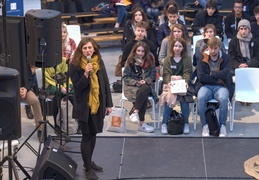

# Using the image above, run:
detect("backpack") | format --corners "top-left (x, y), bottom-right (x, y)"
top-left (57, 97), bottom-right (78, 135)
top-left (205, 103), bottom-right (220, 136)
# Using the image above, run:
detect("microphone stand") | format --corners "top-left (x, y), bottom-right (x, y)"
top-left (65, 59), bottom-right (71, 140)
top-left (52, 59), bottom-right (81, 154)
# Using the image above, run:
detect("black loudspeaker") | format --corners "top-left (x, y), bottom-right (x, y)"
top-left (0, 66), bottom-right (21, 140)
top-left (25, 9), bottom-right (62, 68)
top-left (32, 136), bottom-right (77, 180)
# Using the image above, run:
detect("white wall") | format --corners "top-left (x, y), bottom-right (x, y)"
top-left (23, 0), bottom-right (41, 15)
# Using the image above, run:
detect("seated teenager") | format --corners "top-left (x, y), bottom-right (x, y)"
top-left (21, 64), bottom-right (43, 142)
top-left (45, 57), bottom-right (75, 133)
top-left (122, 7), bottom-right (156, 48)
top-left (156, 6), bottom-right (189, 47)
top-left (121, 21), bottom-right (159, 67)
top-left (192, 0), bottom-right (223, 37)
top-left (62, 23), bottom-right (76, 61)
top-left (160, 38), bottom-right (192, 135)
top-left (122, 41), bottom-right (157, 133)
top-left (159, 23), bottom-right (192, 68)
top-left (194, 24), bottom-right (226, 66)
top-left (159, 0), bottom-right (185, 26)
top-left (197, 37), bottom-right (232, 137)
top-left (225, 0), bottom-right (250, 40)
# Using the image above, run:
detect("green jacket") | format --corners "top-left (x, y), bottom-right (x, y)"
top-left (163, 55), bottom-right (192, 84)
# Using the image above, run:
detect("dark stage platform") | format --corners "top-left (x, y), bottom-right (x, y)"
top-left (48, 136), bottom-right (257, 180)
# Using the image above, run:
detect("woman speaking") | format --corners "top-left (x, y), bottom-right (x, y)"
top-left (70, 37), bottom-right (113, 180)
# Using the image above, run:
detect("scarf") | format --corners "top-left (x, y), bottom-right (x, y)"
top-left (80, 55), bottom-right (100, 114)
top-left (237, 32), bottom-right (252, 61)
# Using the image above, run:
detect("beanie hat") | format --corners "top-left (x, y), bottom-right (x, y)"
top-left (238, 19), bottom-right (251, 30)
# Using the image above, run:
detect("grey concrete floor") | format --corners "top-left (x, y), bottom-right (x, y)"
top-left (1, 43), bottom-right (259, 179)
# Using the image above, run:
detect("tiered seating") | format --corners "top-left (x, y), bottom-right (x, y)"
top-left (60, 6), bottom-right (232, 44)
top-left (61, 12), bottom-right (123, 43)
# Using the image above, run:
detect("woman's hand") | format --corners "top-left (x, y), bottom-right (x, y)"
top-left (84, 63), bottom-right (93, 78)
top-left (105, 107), bottom-right (112, 116)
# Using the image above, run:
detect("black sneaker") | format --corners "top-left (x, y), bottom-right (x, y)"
top-left (25, 105), bottom-right (34, 119)
top-left (84, 169), bottom-right (99, 180)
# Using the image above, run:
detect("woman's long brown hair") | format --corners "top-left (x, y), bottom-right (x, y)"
top-left (169, 37), bottom-right (187, 58)
top-left (125, 41), bottom-right (154, 68)
top-left (71, 37), bottom-right (101, 69)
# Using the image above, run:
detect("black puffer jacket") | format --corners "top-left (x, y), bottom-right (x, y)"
top-left (192, 10), bottom-right (223, 36)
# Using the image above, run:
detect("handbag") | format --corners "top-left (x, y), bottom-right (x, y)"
top-left (167, 110), bottom-right (185, 135)
top-left (115, 55), bottom-right (122, 77)
top-left (106, 106), bottom-right (127, 133)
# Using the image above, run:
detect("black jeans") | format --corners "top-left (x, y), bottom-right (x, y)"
top-left (134, 84), bottom-right (151, 122)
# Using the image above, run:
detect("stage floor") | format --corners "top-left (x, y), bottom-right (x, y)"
top-left (49, 136), bottom-right (258, 180)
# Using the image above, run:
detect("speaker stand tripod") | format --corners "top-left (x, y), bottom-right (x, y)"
top-left (0, 140), bottom-right (31, 180)
top-left (12, 44), bottom-right (64, 163)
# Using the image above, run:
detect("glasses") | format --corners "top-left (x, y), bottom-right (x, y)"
top-left (234, 6), bottom-right (242, 9)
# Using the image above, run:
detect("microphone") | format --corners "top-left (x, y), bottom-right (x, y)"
top-left (87, 56), bottom-right (92, 78)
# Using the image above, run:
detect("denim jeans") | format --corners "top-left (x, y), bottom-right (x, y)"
top-left (116, 5), bottom-right (132, 25)
top-left (197, 85), bottom-right (229, 126)
top-left (146, 8), bottom-right (159, 23)
top-left (162, 102), bottom-right (190, 124)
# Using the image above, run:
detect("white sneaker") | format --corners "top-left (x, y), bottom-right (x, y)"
top-left (161, 124), bottom-right (168, 135)
top-left (219, 124), bottom-right (227, 137)
top-left (138, 123), bottom-right (154, 133)
top-left (129, 112), bottom-right (139, 123)
top-left (183, 124), bottom-right (190, 134)
top-left (202, 124), bottom-right (210, 137)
